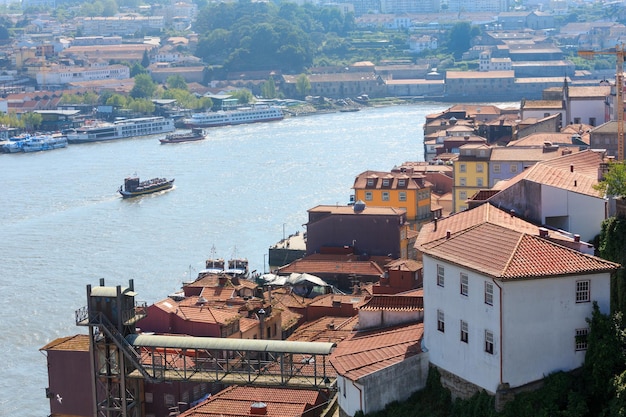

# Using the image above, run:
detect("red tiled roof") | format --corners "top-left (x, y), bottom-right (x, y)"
top-left (330, 322), bottom-right (423, 381)
top-left (287, 316), bottom-right (358, 344)
top-left (419, 222), bottom-right (619, 280)
top-left (359, 295), bottom-right (423, 311)
top-left (180, 385), bottom-right (324, 417)
top-left (40, 334), bottom-right (90, 352)
top-left (278, 258), bottom-right (385, 277)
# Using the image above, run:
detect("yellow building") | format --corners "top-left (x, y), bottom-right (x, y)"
top-left (352, 167), bottom-right (432, 229)
top-left (453, 144), bottom-right (492, 213)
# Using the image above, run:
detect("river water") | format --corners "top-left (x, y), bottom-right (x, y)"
top-left (0, 102), bottom-right (515, 416)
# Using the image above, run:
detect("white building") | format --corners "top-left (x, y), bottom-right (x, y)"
top-left (488, 149), bottom-right (608, 244)
top-left (416, 203), bottom-right (619, 397)
top-left (36, 64), bottom-right (130, 87)
top-left (409, 35), bottom-right (438, 54)
top-left (479, 50), bottom-right (512, 72)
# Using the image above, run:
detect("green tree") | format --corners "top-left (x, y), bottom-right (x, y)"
top-left (582, 302), bottom-right (626, 415)
top-left (447, 22), bottom-right (480, 59)
top-left (295, 73), bottom-right (310, 98)
top-left (166, 75), bottom-right (187, 90)
top-left (261, 76), bottom-right (276, 99)
top-left (598, 216), bottom-right (626, 312)
top-left (21, 112), bottom-right (42, 131)
top-left (127, 97), bottom-right (155, 114)
top-left (102, 0), bottom-right (118, 16)
top-left (130, 62), bottom-right (148, 77)
top-left (106, 93), bottom-right (127, 108)
top-left (141, 49), bottom-right (151, 68)
top-left (595, 161), bottom-right (626, 197)
top-left (130, 73), bottom-right (157, 99)
top-left (231, 89), bottom-right (253, 104)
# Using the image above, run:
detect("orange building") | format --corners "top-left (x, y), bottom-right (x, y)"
top-left (352, 167), bottom-right (433, 230)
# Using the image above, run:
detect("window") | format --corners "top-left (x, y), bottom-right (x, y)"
top-left (493, 163), bottom-right (501, 173)
top-left (476, 164), bottom-right (483, 173)
top-left (461, 320), bottom-right (468, 343)
top-left (365, 191), bottom-right (372, 201)
top-left (437, 264), bottom-right (445, 287)
top-left (477, 178), bottom-right (483, 187)
top-left (459, 191), bottom-right (467, 201)
top-left (460, 164), bottom-right (466, 173)
top-left (460, 177), bottom-right (466, 186)
top-left (589, 117), bottom-right (596, 127)
top-left (382, 179), bottom-right (390, 187)
top-left (398, 179), bottom-right (406, 187)
top-left (510, 165), bottom-right (518, 173)
top-left (437, 310), bottom-right (445, 332)
top-left (382, 191), bottom-right (390, 201)
top-left (485, 281), bottom-right (494, 305)
top-left (367, 178), bottom-right (375, 187)
top-left (399, 192), bottom-right (406, 201)
top-left (574, 117), bottom-right (581, 124)
top-left (485, 330), bottom-right (494, 354)
top-left (460, 273), bottom-right (468, 296)
top-left (576, 280), bottom-right (590, 303)
top-left (575, 328), bottom-right (589, 351)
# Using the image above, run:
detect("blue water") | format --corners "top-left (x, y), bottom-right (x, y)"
top-left (0, 102), bottom-right (514, 416)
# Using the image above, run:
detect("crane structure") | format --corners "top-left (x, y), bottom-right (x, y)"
top-left (579, 44), bottom-right (625, 161)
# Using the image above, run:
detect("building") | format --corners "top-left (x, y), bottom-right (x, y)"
top-left (305, 203), bottom-right (409, 259)
top-left (415, 203), bottom-right (619, 403)
top-left (352, 168), bottom-right (432, 229)
top-left (453, 143), bottom-right (491, 212)
top-left (486, 149), bottom-right (608, 243)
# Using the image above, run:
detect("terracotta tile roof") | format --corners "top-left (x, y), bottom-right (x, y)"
top-left (154, 297), bottom-right (242, 325)
top-left (418, 222), bottom-right (619, 280)
top-left (384, 258), bottom-right (422, 271)
top-left (522, 99), bottom-right (562, 109)
top-left (507, 132), bottom-right (588, 147)
top-left (308, 294), bottom-right (368, 308)
top-left (180, 385), bottom-right (324, 417)
top-left (287, 316), bottom-right (359, 344)
top-left (490, 146), bottom-right (578, 161)
top-left (266, 287), bottom-right (315, 309)
top-left (278, 258), bottom-right (385, 277)
top-left (307, 204), bottom-right (406, 216)
top-left (40, 334), bottom-right (90, 352)
top-left (352, 170), bottom-right (429, 190)
top-left (275, 306), bottom-right (302, 330)
top-left (330, 322), bottom-right (423, 381)
top-left (359, 295), bottom-right (423, 311)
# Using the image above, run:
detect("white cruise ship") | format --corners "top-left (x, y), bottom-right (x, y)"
top-left (66, 117), bottom-right (175, 143)
top-left (183, 104), bottom-right (284, 128)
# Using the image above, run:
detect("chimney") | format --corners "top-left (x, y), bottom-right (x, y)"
top-left (574, 234), bottom-right (581, 242)
top-left (250, 402), bottom-right (268, 415)
top-left (570, 164), bottom-right (574, 173)
top-left (539, 227), bottom-right (549, 238)
top-left (218, 275), bottom-right (227, 286)
top-left (574, 180), bottom-right (577, 187)
top-left (433, 217), bottom-right (438, 231)
top-left (510, 209), bottom-right (516, 218)
top-left (446, 230), bottom-right (451, 239)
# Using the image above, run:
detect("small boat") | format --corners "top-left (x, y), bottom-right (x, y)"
top-left (118, 176), bottom-right (175, 198)
top-left (339, 107), bottom-right (360, 113)
top-left (22, 134), bottom-right (68, 152)
top-left (159, 128), bottom-right (206, 144)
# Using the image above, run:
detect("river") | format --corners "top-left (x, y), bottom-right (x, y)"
top-left (0, 102), bottom-right (516, 416)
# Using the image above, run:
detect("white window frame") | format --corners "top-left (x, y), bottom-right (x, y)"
top-left (398, 179), bottom-right (406, 187)
top-left (365, 191), bottom-right (372, 201)
top-left (476, 164), bottom-right (483, 172)
top-left (460, 163), bottom-right (466, 173)
top-left (382, 191), bottom-right (390, 201)
top-left (461, 320), bottom-right (468, 343)
top-left (576, 280), bottom-right (590, 303)
top-left (575, 328), bottom-right (589, 351)
top-left (485, 281), bottom-right (493, 305)
top-left (437, 264), bottom-right (445, 287)
top-left (367, 178), bottom-right (375, 187)
top-left (437, 309), bottom-right (445, 332)
top-left (493, 163), bottom-right (501, 173)
top-left (460, 273), bottom-right (468, 296)
top-left (382, 179), bottom-right (390, 187)
top-left (399, 191), bottom-right (406, 202)
top-left (485, 330), bottom-right (494, 354)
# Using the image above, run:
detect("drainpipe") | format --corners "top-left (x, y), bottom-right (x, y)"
top-left (351, 379), bottom-right (363, 415)
top-left (492, 278), bottom-right (503, 385)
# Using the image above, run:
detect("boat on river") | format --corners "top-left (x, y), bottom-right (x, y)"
top-left (159, 128), bottom-right (206, 144)
top-left (183, 104), bottom-right (284, 128)
top-left (67, 117), bottom-right (175, 143)
top-left (118, 176), bottom-right (175, 198)
top-left (2, 134), bottom-right (68, 153)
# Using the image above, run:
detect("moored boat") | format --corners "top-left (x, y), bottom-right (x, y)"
top-left (2, 134), bottom-right (68, 153)
top-left (183, 104), bottom-right (284, 128)
top-left (159, 128), bottom-right (206, 144)
top-left (118, 176), bottom-right (175, 198)
top-left (67, 117), bottom-right (175, 144)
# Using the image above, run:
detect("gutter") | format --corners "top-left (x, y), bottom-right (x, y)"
top-left (492, 278), bottom-right (503, 385)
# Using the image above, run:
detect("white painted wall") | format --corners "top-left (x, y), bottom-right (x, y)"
top-left (570, 98), bottom-right (607, 126)
top-left (337, 375), bottom-right (364, 417)
top-left (422, 255), bottom-right (501, 394)
top-left (501, 273), bottom-right (610, 387)
top-left (540, 184), bottom-right (606, 242)
top-left (358, 309), bottom-right (423, 330)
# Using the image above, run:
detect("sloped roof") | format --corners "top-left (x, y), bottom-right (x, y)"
top-left (179, 385), bottom-right (323, 417)
top-left (359, 294), bottom-right (423, 311)
top-left (278, 257), bottom-right (385, 277)
top-left (287, 316), bottom-right (359, 344)
top-left (330, 322), bottom-right (423, 381)
top-left (418, 222), bottom-right (618, 280)
top-left (40, 334), bottom-right (90, 352)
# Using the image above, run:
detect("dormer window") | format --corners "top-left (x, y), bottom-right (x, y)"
top-left (367, 178), bottom-right (375, 187)
top-left (382, 179), bottom-right (390, 187)
top-left (398, 179), bottom-right (406, 187)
